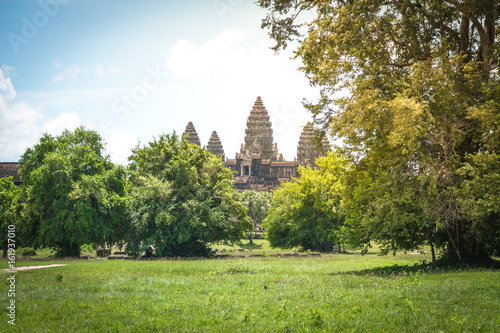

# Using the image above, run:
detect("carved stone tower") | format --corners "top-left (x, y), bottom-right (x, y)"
top-left (206, 130), bottom-right (225, 160)
top-left (240, 96), bottom-right (277, 160)
top-left (297, 122), bottom-right (332, 168)
top-left (182, 121), bottom-right (201, 146)
top-left (321, 134), bottom-right (332, 154)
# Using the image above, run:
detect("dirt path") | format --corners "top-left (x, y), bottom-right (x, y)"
top-left (2, 264), bottom-right (68, 272)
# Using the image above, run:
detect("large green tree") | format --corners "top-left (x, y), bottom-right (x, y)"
top-left (264, 152), bottom-right (347, 252)
top-left (259, 0), bottom-right (500, 261)
top-left (127, 133), bottom-right (252, 257)
top-left (19, 127), bottom-right (129, 257)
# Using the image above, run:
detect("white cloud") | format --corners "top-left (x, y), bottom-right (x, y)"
top-left (52, 63), bottom-right (122, 83)
top-left (166, 29), bottom-right (251, 78)
top-left (42, 112), bottom-right (81, 134)
top-left (94, 64), bottom-right (122, 78)
top-left (0, 67), bottom-right (83, 161)
top-left (0, 70), bottom-right (16, 102)
top-left (0, 69), bottom-right (135, 164)
top-left (1, 65), bottom-right (16, 78)
top-left (52, 64), bottom-right (86, 83)
top-left (103, 130), bottom-right (138, 165)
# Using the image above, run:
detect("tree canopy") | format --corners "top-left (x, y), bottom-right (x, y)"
top-left (18, 127), bottom-right (129, 257)
top-left (259, 0), bottom-right (500, 261)
top-left (126, 133), bottom-right (252, 257)
top-left (264, 152), bottom-right (347, 252)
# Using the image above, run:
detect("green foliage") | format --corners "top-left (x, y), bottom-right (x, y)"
top-left (237, 190), bottom-right (272, 225)
top-left (236, 190), bottom-right (272, 242)
top-left (338, 57), bottom-right (500, 260)
top-left (221, 261), bottom-right (255, 274)
top-left (259, 0), bottom-right (500, 262)
top-left (264, 151), bottom-right (347, 251)
top-left (18, 127), bottom-right (129, 257)
top-left (0, 177), bottom-right (21, 257)
top-left (458, 152), bottom-right (500, 256)
top-left (126, 133), bottom-right (252, 257)
top-left (20, 247), bottom-right (37, 256)
top-left (80, 244), bottom-right (94, 253)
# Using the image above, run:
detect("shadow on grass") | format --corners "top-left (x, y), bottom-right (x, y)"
top-left (237, 242), bottom-right (263, 250)
top-left (331, 259), bottom-right (500, 278)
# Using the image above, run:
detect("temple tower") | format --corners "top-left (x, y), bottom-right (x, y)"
top-left (297, 122), bottom-right (332, 168)
top-left (182, 121), bottom-right (201, 146)
top-left (207, 130), bottom-right (225, 160)
top-left (240, 96), bottom-right (277, 160)
top-left (321, 134), bottom-right (332, 153)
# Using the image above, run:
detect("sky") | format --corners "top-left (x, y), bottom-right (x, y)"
top-left (0, 0), bottom-right (323, 165)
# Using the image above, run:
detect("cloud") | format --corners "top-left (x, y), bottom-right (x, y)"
top-left (0, 67), bottom-right (82, 161)
top-left (165, 29), bottom-right (301, 83)
top-left (166, 29), bottom-right (250, 78)
top-left (52, 63), bottom-right (122, 83)
top-left (42, 112), bottom-right (81, 134)
top-left (103, 130), bottom-right (138, 166)
top-left (94, 64), bottom-right (122, 78)
top-left (0, 70), bottom-right (16, 102)
top-left (1, 67), bottom-right (137, 164)
top-left (52, 64), bottom-right (86, 83)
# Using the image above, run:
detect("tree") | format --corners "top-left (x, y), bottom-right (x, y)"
top-left (264, 152), bottom-right (347, 252)
top-left (237, 190), bottom-right (273, 244)
top-left (0, 177), bottom-right (21, 258)
top-left (19, 127), bottom-right (129, 257)
top-left (127, 133), bottom-right (252, 257)
top-left (259, 0), bottom-right (500, 262)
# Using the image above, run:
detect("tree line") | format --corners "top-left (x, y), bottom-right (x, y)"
top-left (2, 0), bottom-right (499, 263)
top-left (1, 128), bottom-right (253, 258)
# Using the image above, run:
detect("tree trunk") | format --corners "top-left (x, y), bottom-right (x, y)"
top-left (480, 3), bottom-right (495, 76)
top-left (430, 241), bottom-right (436, 263)
top-left (446, 228), bottom-right (462, 261)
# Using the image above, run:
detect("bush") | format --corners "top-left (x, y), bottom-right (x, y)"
top-left (21, 247), bottom-right (37, 256)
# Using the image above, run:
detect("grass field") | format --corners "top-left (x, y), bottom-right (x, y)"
top-left (1, 241), bottom-right (499, 332)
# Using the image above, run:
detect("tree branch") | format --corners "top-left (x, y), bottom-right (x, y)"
top-left (442, 0), bottom-right (485, 39)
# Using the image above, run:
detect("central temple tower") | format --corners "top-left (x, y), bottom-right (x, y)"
top-left (240, 96), bottom-right (278, 161)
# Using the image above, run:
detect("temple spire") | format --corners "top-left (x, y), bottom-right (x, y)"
top-left (182, 121), bottom-right (201, 146)
top-left (241, 96), bottom-right (277, 160)
top-left (297, 122), bottom-right (331, 168)
top-left (207, 130), bottom-right (225, 160)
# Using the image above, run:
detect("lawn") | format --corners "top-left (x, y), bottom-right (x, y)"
top-left (1, 242), bottom-right (499, 332)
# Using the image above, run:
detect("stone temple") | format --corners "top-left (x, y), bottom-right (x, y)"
top-left (182, 96), bottom-right (331, 191)
top-left (182, 121), bottom-right (201, 146)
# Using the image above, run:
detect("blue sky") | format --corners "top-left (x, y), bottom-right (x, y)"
top-left (0, 0), bottom-right (322, 164)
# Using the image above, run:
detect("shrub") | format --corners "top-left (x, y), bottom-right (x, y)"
top-left (21, 247), bottom-right (37, 256)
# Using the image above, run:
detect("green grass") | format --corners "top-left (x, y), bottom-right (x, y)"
top-left (1, 242), bottom-right (499, 332)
